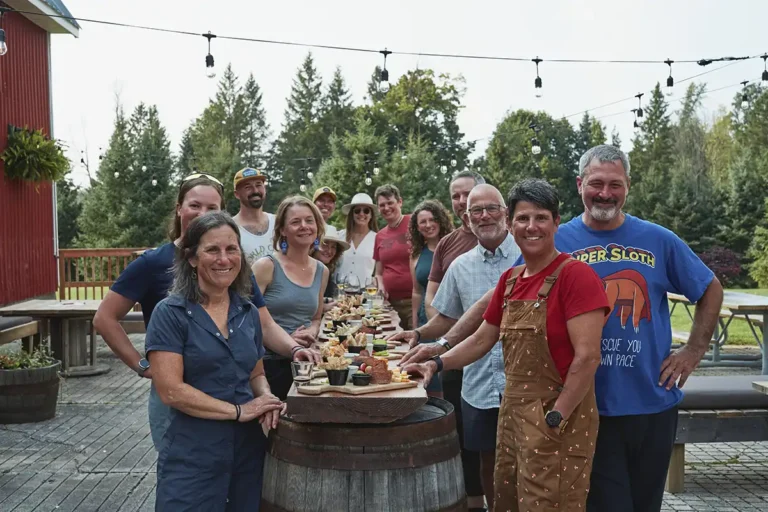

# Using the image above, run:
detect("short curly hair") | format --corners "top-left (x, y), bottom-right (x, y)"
top-left (409, 200), bottom-right (454, 258)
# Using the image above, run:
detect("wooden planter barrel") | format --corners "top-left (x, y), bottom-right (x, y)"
top-left (0, 361), bottom-right (61, 423)
top-left (262, 397), bottom-right (466, 512)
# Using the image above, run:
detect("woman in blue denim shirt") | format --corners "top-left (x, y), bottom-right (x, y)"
top-left (146, 212), bottom-right (285, 511)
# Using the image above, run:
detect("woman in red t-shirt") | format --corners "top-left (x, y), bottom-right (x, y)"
top-left (405, 179), bottom-right (608, 511)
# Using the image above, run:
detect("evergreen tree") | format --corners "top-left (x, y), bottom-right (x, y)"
top-left (242, 73), bottom-right (270, 167)
top-left (56, 172), bottom-right (82, 248)
top-left (271, 52), bottom-right (327, 206)
top-left (748, 198), bottom-right (768, 286)
top-left (177, 127), bottom-right (196, 177)
top-left (610, 127), bottom-right (622, 149)
top-left (705, 108), bottom-right (736, 194)
top-left (626, 83), bottom-right (675, 222)
top-left (575, 112), bottom-right (593, 158)
top-left (590, 119), bottom-right (607, 146)
top-left (721, 148), bottom-right (767, 256)
top-left (321, 67), bottom-right (355, 138)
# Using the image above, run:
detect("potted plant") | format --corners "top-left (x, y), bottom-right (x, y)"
top-left (0, 348), bottom-right (61, 423)
top-left (0, 126), bottom-right (69, 186)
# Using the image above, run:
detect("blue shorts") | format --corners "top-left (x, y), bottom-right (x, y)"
top-left (461, 398), bottom-right (499, 452)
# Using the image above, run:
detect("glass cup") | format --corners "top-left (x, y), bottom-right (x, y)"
top-left (291, 360), bottom-right (315, 387)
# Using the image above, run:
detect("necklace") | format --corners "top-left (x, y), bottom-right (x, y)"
top-left (390, 215), bottom-right (404, 229)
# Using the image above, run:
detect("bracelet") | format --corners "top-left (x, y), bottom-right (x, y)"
top-left (235, 404), bottom-right (241, 421)
top-left (413, 329), bottom-right (422, 343)
top-left (291, 345), bottom-right (305, 359)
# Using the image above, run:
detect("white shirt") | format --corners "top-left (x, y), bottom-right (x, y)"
top-left (239, 213), bottom-right (276, 264)
top-left (337, 229), bottom-right (376, 286)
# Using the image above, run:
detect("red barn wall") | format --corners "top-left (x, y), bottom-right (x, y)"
top-left (0, 8), bottom-right (57, 305)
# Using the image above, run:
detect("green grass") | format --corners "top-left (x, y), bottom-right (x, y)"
top-left (669, 289), bottom-right (768, 346)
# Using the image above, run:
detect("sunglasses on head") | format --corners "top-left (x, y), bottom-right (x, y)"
top-left (182, 173), bottom-right (224, 187)
top-left (353, 207), bottom-right (372, 215)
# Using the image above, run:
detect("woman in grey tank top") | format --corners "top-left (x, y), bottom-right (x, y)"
top-left (252, 196), bottom-right (329, 399)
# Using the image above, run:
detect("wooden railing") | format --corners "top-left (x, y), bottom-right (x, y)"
top-left (58, 248), bottom-right (149, 301)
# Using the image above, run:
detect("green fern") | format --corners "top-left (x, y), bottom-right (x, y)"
top-left (0, 127), bottom-right (69, 183)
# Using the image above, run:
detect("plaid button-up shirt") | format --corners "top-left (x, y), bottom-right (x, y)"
top-left (431, 233), bottom-right (521, 410)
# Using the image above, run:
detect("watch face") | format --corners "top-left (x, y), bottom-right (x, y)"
top-left (545, 411), bottom-right (562, 427)
top-left (138, 359), bottom-right (150, 370)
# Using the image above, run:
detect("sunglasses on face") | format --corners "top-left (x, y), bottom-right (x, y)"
top-left (182, 173), bottom-right (224, 187)
top-left (353, 207), bottom-right (371, 215)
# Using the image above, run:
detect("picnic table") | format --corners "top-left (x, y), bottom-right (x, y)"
top-left (668, 291), bottom-right (768, 375)
top-left (753, 381), bottom-right (768, 395)
top-left (0, 299), bottom-right (109, 377)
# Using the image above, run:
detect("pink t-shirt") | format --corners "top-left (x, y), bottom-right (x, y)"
top-left (373, 215), bottom-right (412, 301)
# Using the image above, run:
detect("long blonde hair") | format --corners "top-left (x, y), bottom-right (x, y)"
top-left (272, 196), bottom-right (326, 251)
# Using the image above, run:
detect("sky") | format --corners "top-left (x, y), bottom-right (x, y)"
top-left (41, 0), bottom-right (768, 188)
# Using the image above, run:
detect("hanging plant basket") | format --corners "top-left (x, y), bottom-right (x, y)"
top-left (1, 126), bottom-right (69, 184)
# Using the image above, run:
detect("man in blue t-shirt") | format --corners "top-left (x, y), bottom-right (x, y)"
top-left (431, 145), bottom-right (723, 512)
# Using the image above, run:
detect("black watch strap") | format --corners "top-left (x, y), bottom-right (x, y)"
top-left (429, 355), bottom-right (444, 373)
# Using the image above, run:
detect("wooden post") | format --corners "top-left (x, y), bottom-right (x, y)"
top-left (665, 444), bottom-right (685, 493)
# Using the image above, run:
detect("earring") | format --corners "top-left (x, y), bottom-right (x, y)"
top-left (192, 269), bottom-right (198, 280)
top-left (280, 237), bottom-right (288, 254)
top-left (313, 238), bottom-right (320, 251)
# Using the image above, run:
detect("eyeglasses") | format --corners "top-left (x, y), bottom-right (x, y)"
top-left (353, 207), bottom-right (372, 215)
top-left (467, 204), bottom-right (505, 218)
top-left (182, 173), bottom-right (223, 187)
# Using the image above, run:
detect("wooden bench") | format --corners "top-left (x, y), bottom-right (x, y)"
top-left (666, 375), bottom-right (768, 493)
top-left (0, 316), bottom-right (43, 351)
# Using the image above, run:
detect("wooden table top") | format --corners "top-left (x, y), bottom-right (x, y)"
top-left (285, 301), bottom-right (427, 423)
top-left (668, 291), bottom-right (768, 312)
top-left (752, 381), bottom-right (768, 395)
top-left (0, 299), bottom-right (102, 317)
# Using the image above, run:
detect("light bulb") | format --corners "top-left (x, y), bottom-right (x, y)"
top-left (0, 29), bottom-right (7, 56)
top-left (534, 77), bottom-right (543, 99)
top-left (365, 176), bottom-right (373, 186)
top-left (205, 54), bottom-right (216, 79)
top-left (373, 166), bottom-right (380, 176)
top-left (151, 179), bottom-right (158, 187)
top-left (307, 171), bottom-right (314, 179)
top-left (666, 76), bottom-right (674, 97)
top-left (300, 183), bottom-right (307, 193)
top-left (114, 172), bottom-right (120, 178)
top-left (379, 80), bottom-right (390, 93)
top-left (401, 153), bottom-right (407, 160)
top-left (440, 165), bottom-right (448, 174)
top-left (141, 165), bottom-right (147, 172)
top-left (741, 95), bottom-right (749, 109)
top-left (450, 159), bottom-right (457, 167)
top-left (532, 145), bottom-right (541, 155)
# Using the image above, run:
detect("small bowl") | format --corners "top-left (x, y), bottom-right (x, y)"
top-left (347, 345), bottom-right (365, 354)
top-left (337, 333), bottom-right (349, 343)
top-left (352, 373), bottom-right (371, 386)
top-left (372, 344), bottom-right (388, 353)
top-left (347, 365), bottom-right (359, 382)
top-left (326, 369), bottom-right (349, 386)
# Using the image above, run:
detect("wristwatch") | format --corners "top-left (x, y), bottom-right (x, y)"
top-left (428, 355), bottom-right (444, 373)
top-left (137, 358), bottom-right (150, 377)
top-left (436, 338), bottom-right (452, 353)
top-left (545, 410), bottom-right (565, 430)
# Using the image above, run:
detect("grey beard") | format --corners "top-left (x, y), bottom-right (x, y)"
top-left (589, 204), bottom-right (619, 221)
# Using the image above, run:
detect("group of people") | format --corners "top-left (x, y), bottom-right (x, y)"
top-left (94, 144), bottom-right (724, 512)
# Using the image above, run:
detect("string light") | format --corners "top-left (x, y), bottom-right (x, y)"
top-left (373, 166), bottom-right (380, 176)
top-left (631, 109), bottom-right (640, 130)
top-left (379, 49), bottom-right (392, 93)
top-left (740, 80), bottom-right (749, 108)
top-left (0, 7), bottom-right (7, 56)
top-left (151, 179), bottom-right (158, 186)
top-left (203, 31), bottom-right (216, 79)
top-left (365, 172), bottom-right (373, 186)
top-left (529, 123), bottom-right (542, 155)
top-left (665, 59), bottom-right (674, 96)
top-left (762, 54), bottom-right (768, 83)
top-left (533, 57), bottom-right (543, 98)
top-left (114, 171), bottom-right (120, 178)
top-left (634, 93), bottom-right (645, 126)
top-left (307, 170), bottom-right (314, 179)
top-left (141, 165), bottom-right (147, 172)
top-left (450, 158), bottom-right (457, 167)
top-left (299, 178), bottom-right (307, 193)
top-left (440, 164), bottom-right (448, 174)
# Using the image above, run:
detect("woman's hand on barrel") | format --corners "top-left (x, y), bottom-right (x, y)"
top-left (402, 361), bottom-right (437, 389)
top-left (239, 394), bottom-right (284, 423)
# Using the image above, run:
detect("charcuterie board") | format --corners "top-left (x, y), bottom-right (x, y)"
top-left (296, 380), bottom-right (418, 395)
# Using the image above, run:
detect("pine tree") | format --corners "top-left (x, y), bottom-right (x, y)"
top-left (321, 67), bottom-right (355, 139)
top-left (241, 74), bottom-right (270, 167)
top-left (610, 127), bottom-right (622, 149)
top-left (575, 112), bottom-right (593, 158)
top-left (178, 127), bottom-right (196, 177)
top-left (748, 198), bottom-right (768, 286)
top-left (56, 172), bottom-right (82, 248)
top-left (626, 84), bottom-right (675, 222)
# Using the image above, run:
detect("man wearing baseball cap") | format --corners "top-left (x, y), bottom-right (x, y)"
top-left (233, 167), bottom-right (275, 263)
top-left (313, 186), bottom-right (338, 229)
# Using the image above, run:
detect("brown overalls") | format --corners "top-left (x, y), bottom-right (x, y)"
top-left (494, 259), bottom-right (599, 512)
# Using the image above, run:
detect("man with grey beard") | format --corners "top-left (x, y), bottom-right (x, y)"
top-left (393, 184), bottom-right (521, 510)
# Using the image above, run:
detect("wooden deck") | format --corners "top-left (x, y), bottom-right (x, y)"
top-left (0, 335), bottom-right (157, 511)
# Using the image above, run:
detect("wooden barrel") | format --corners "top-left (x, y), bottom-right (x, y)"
top-left (262, 397), bottom-right (466, 512)
top-left (0, 361), bottom-right (61, 423)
